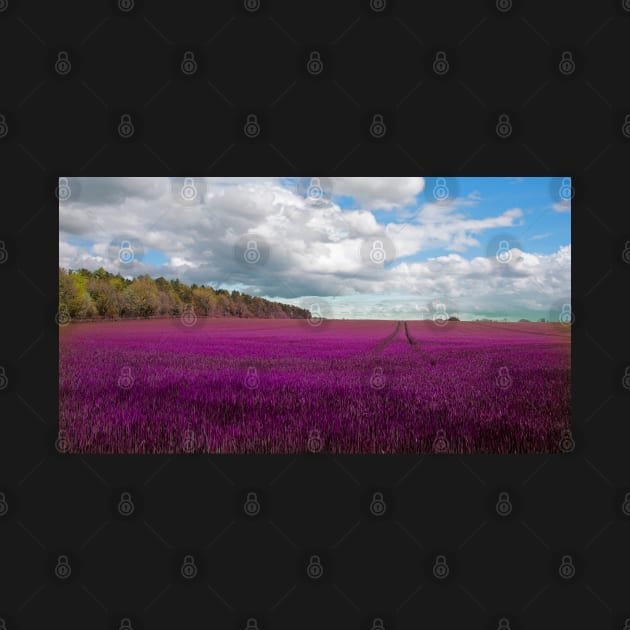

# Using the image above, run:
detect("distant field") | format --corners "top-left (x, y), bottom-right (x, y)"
top-left (59, 319), bottom-right (571, 454)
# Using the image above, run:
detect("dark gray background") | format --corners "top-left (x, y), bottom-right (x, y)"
top-left (1, 0), bottom-right (629, 628)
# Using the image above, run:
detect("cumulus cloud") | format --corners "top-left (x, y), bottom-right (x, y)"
top-left (387, 246), bottom-right (570, 298)
top-left (330, 177), bottom-right (425, 210)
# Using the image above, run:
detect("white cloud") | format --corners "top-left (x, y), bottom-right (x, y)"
top-left (552, 199), bottom-right (571, 212)
top-left (330, 177), bottom-right (425, 210)
top-left (387, 202), bottom-right (523, 256)
top-left (376, 245), bottom-right (571, 318)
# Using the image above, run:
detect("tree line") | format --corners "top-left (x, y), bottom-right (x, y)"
top-left (59, 267), bottom-right (311, 320)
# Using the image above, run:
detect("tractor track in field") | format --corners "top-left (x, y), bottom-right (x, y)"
top-left (368, 321), bottom-right (420, 355)
top-left (369, 320), bottom-right (402, 354)
top-left (403, 321), bottom-right (418, 346)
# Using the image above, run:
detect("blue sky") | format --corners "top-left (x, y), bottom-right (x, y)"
top-left (59, 177), bottom-right (571, 321)
top-left (332, 176), bottom-right (570, 257)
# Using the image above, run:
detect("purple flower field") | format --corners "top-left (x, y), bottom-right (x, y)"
top-left (59, 319), bottom-right (571, 454)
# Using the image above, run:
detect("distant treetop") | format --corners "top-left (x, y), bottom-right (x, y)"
top-left (59, 267), bottom-right (310, 320)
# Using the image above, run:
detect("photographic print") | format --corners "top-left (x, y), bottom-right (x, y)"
top-left (58, 177), bottom-right (571, 454)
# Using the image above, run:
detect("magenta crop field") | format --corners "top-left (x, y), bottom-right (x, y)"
top-left (59, 319), bottom-right (570, 454)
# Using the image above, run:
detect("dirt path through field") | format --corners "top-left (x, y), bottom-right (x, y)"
top-left (403, 321), bottom-right (418, 346)
top-left (370, 320), bottom-right (402, 353)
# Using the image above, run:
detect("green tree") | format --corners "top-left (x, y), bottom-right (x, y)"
top-left (59, 268), bottom-right (311, 320)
